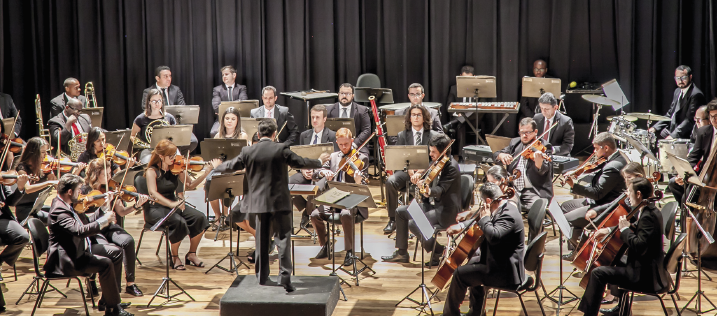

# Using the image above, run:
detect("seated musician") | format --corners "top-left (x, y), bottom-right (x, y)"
top-left (534, 92), bottom-right (575, 156)
top-left (382, 134), bottom-right (461, 266)
top-left (210, 65), bottom-right (248, 137)
top-left (82, 159), bottom-right (150, 297)
top-left (395, 83), bottom-right (444, 133)
top-left (14, 137), bottom-right (84, 224)
top-left (0, 171), bottom-right (29, 295)
top-left (561, 132), bottom-right (626, 257)
top-left (141, 66), bottom-right (185, 108)
top-left (518, 59), bottom-right (551, 121)
top-left (0, 123), bottom-right (17, 170)
top-left (326, 84), bottom-right (372, 156)
top-left (0, 90), bottom-right (22, 138)
top-left (441, 182), bottom-right (525, 316)
top-left (669, 100), bottom-right (717, 204)
top-left (250, 86), bottom-right (299, 145)
top-left (78, 127), bottom-right (134, 175)
top-left (494, 117), bottom-right (554, 213)
top-left (690, 105), bottom-right (709, 144)
top-left (47, 98), bottom-right (92, 157)
top-left (45, 174), bottom-right (132, 316)
top-left (444, 65), bottom-right (475, 160)
top-left (310, 127), bottom-right (368, 266)
top-left (649, 65), bottom-right (706, 140)
top-left (577, 177), bottom-right (671, 316)
top-left (144, 139), bottom-right (220, 270)
top-left (289, 104), bottom-right (337, 228)
top-left (383, 105), bottom-right (440, 234)
top-left (50, 77), bottom-right (88, 118)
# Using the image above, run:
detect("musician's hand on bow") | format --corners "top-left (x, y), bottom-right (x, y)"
top-left (135, 194), bottom-right (149, 207)
top-left (593, 227), bottom-right (610, 239)
top-left (456, 210), bottom-right (471, 222)
top-left (585, 209), bottom-right (597, 221)
top-left (533, 151), bottom-right (544, 166)
top-left (322, 170), bottom-right (335, 181)
top-left (104, 192), bottom-right (116, 207)
top-left (301, 169), bottom-right (313, 180)
top-left (410, 171), bottom-right (422, 184)
top-left (173, 200), bottom-right (186, 211)
top-left (618, 215), bottom-right (630, 231)
top-left (73, 162), bottom-right (87, 176)
top-left (126, 158), bottom-right (136, 169)
top-left (319, 152), bottom-right (331, 164)
top-left (497, 153), bottom-right (513, 166)
top-left (648, 127), bottom-right (656, 134)
top-left (447, 224), bottom-right (462, 236)
top-left (675, 177), bottom-right (684, 186)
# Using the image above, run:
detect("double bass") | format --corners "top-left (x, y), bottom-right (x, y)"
top-left (685, 155), bottom-right (717, 262)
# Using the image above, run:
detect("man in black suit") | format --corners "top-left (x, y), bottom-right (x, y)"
top-left (48, 98), bottom-right (93, 156)
top-left (214, 120), bottom-right (329, 292)
top-left (250, 86), bottom-right (299, 145)
top-left (383, 105), bottom-right (440, 234)
top-left (382, 134), bottom-right (461, 265)
top-left (0, 92), bottom-right (22, 137)
top-left (310, 127), bottom-right (369, 266)
top-left (518, 59), bottom-right (550, 120)
top-left (0, 174), bottom-right (29, 288)
top-left (395, 83), bottom-right (443, 133)
top-left (578, 178), bottom-right (670, 316)
top-left (690, 105), bottom-right (709, 144)
top-left (444, 65), bottom-right (475, 159)
top-left (210, 65), bottom-right (248, 137)
top-left (561, 132), bottom-right (627, 255)
top-left (442, 182), bottom-right (525, 316)
top-left (494, 117), bottom-right (554, 213)
top-left (289, 104), bottom-right (338, 226)
top-left (44, 174), bottom-right (131, 316)
top-left (534, 92), bottom-right (575, 156)
top-left (50, 77), bottom-right (89, 118)
top-left (649, 65), bottom-right (706, 140)
top-left (326, 83), bottom-right (372, 156)
top-left (141, 66), bottom-right (186, 109)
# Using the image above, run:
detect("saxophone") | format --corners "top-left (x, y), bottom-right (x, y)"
top-left (35, 94), bottom-right (51, 144)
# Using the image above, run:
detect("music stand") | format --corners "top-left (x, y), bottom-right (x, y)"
top-left (522, 77), bottom-right (561, 98)
top-left (457, 76), bottom-right (496, 146)
top-left (385, 115), bottom-right (405, 137)
top-left (150, 125), bottom-right (193, 148)
top-left (220, 100), bottom-right (259, 118)
top-left (353, 88), bottom-right (394, 104)
top-left (385, 145), bottom-right (430, 206)
top-left (111, 163), bottom-right (145, 187)
top-left (105, 129), bottom-right (132, 153)
top-left (20, 186), bottom-right (54, 227)
top-left (164, 105), bottom-right (200, 124)
top-left (205, 172), bottom-right (250, 276)
top-left (241, 118), bottom-right (275, 140)
top-left (280, 90), bottom-right (338, 129)
top-left (290, 143), bottom-right (334, 160)
top-left (325, 118), bottom-right (356, 136)
top-left (2, 118), bottom-right (15, 137)
top-left (602, 79), bottom-right (629, 111)
top-left (485, 134), bottom-right (512, 153)
top-left (541, 200), bottom-right (579, 312)
top-left (78, 107), bottom-right (104, 128)
top-left (200, 139), bottom-right (246, 162)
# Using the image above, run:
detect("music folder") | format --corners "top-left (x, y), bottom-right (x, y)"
top-left (456, 76), bottom-right (497, 98)
top-left (220, 100), bottom-right (259, 119)
top-left (327, 181), bottom-right (377, 208)
top-left (164, 105), bottom-right (200, 124)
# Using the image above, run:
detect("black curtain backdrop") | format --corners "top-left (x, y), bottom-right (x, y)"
top-left (1, 0), bottom-right (715, 142)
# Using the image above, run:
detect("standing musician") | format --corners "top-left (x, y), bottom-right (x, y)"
top-left (310, 127), bottom-right (369, 266)
top-left (213, 119), bottom-right (329, 292)
top-left (395, 83), bottom-right (444, 133)
top-left (78, 127), bottom-right (135, 175)
top-left (141, 66), bottom-right (186, 108)
top-left (0, 91), bottom-right (22, 137)
top-left (518, 59), bottom-right (551, 121)
top-left (250, 86), bottom-right (299, 145)
top-left (290, 104), bottom-right (337, 228)
top-left (143, 139), bottom-right (220, 271)
top-left (441, 183), bottom-right (525, 316)
top-left (48, 98), bottom-right (92, 156)
top-left (44, 174), bottom-right (132, 316)
top-left (534, 92), bottom-right (575, 156)
top-left (326, 83), bottom-right (372, 156)
top-left (210, 65), bottom-right (248, 137)
top-left (383, 104), bottom-right (441, 234)
top-left (577, 177), bottom-right (670, 316)
top-left (649, 65), bottom-right (706, 140)
top-left (561, 132), bottom-right (626, 257)
top-left (50, 77), bottom-right (88, 118)
top-left (494, 117), bottom-right (554, 212)
top-left (82, 159), bottom-right (150, 297)
top-left (382, 134), bottom-right (461, 266)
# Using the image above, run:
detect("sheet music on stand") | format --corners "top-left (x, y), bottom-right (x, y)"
top-left (150, 125), bottom-right (193, 148)
top-left (78, 107), bottom-right (104, 128)
top-left (20, 186), bottom-right (54, 227)
top-left (241, 117), bottom-right (276, 140)
top-left (290, 143), bottom-right (334, 160)
top-left (548, 200), bottom-right (572, 239)
top-left (325, 118), bottom-right (356, 135)
top-left (456, 76), bottom-right (497, 98)
top-left (105, 129), bottom-right (132, 152)
top-left (220, 100), bottom-right (259, 119)
top-left (602, 79), bottom-right (629, 111)
top-left (406, 200), bottom-right (435, 240)
top-left (522, 77), bottom-right (561, 98)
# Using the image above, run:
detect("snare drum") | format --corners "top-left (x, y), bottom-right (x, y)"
top-left (633, 129), bottom-right (656, 149)
top-left (608, 117), bottom-right (637, 137)
top-left (658, 139), bottom-right (692, 174)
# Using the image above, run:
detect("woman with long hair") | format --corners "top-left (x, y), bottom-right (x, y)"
top-left (144, 139), bottom-right (220, 270)
top-left (130, 89), bottom-right (178, 163)
top-left (78, 127), bottom-right (133, 175)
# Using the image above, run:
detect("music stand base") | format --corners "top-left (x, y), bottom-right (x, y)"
top-left (146, 277), bottom-right (195, 307)
top-left (541, 231), bottom-right (579, 312)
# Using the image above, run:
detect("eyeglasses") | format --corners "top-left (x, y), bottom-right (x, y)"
top-left (411, 113), bottom-right (423, 118)
top-left (339, 93), bottom-right (353, 97)
top-left (408, 93), bottom-right (423, 98)
top-left (674, 76), bottom-right (689, 81)
top-left (518, 131), bottom-right (535, 136)
top-left (149, 100), bottom-right (163, 105)
top-left (710, 114), bottom-right (717, 120)
top-left (534, 68), bottom-right (547, 72)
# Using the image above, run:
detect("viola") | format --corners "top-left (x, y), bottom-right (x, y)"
top-left (170, 155), bottom-right (208, 174)
top-left (338, 149), bottom-right (366, 181)
top-left (74, 189), bottom-right (109, 213)
top-left (41, 156), bottom-right (80, 174)
top-left (0, 170), bottom-right (39, 185)
top-left (106, 179), bottom-right (155, 204)
top-left (99, 143), bottom-right (135, 166)
top-left (419, 139), bottom-right (455, 195)
top-left (0, 134), bottom-right (25, 154)
top-left (560, 153), bottom-right (607, 186)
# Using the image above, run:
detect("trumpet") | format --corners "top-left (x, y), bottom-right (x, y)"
top-left (35, 94), bottom-right (51, 144)
top-left (85, 82), bottom-right (97, 108)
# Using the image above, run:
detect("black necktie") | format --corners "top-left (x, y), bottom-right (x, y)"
top-left (162, 88), bottom-right (170, 106)
top-left (228, 86), bottom-right (233, 101)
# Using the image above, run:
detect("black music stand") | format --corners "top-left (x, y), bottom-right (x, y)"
top-left (241, 118), bottom-right (276, 140)
top-left (280, 90), bottom-right (338, 129)
top-left (205, 172), bottom-right (250, 276)
top-left (324, 118), bottom-right (356, 136)
top-left (384, 115), bottom-right (405, 137)
top-left (290, 143), bottom-right (334, 160)
top-left (78, 107), bottom-right (104, 128)
top-left (20, 186), bottom-right (54, 227)
top-left (457, 76), bottom-right (497, 145)
top-left (150, 125), bottom-right (193, 148)
top-left (542, 200), bottom-right (579, 312)
top-left (164, 105), bottom-right (200, 125)
top-left (522, 77), bottom-right (562, 98)
top-left (105, 129), bottom-right (132, 153)
top-left (220, 100), bottom-right (259, 119)
top-left (200, 139), bottom-right (247, 162)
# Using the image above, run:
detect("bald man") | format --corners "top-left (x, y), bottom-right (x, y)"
top-left (518, 60), bottom-right (550, 120)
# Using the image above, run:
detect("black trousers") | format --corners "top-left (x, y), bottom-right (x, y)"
top-left (85, 243), bottom-right (124, 306)
top-left (561, 198), bottom-right (591, 246)
top-left (288, 172), bottom-right (313, 215)
top-left (0, 219), bottom-right (29, 266)
top-left (578, 266), bottom-right (636, 316)
top-left (386, 171), bottom-right (410, 219)
top-left (145, 204), bottom-right (209, 244)
top-left (668, 176), bottom-right (686, 205)
top-left (395, 204), bottom-right (456, 252)
top-left (102, 224), bottom-right (136, 284)
top-left (255, 211), bottom-right (292, 286)
top-left (443, 262), bottom-right (518, 316)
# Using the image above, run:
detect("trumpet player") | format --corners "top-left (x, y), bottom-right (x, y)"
top-left (50, 77), bottom-right (88, 118)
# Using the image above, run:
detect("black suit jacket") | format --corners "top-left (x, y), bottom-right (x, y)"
top-left (214, 138), bottom-right (323, 214)
top-left (396, 129), bottom-right (439, 146)
top-left (620, 204), bottom-right (671, 293)
top-left (494, 138), bottom-right (554, 200)
top-left (395, 105), bottom-right (444, 133)
top-left (572, 152), bottom-right (627, 208)
top-left (421, 157), bottom-right (462, 216)
top-left (47, 112), bottom-right (93, 155)
top-left (534, 111), bottom-right (575, 156)
top-left (653, 84), bottom-right (706, 139)
top-left (299, 127), bottom-right (339, 151)
top-left (250, 105), bottom-right (299, 145)
top-left (142, 84), bottom-right (186, 108)
top-left (687, 125), bottom-right (713, 172)
top-left (49, 94), bottom-right (88, 118)
top-left (44, 197), bottom-right (103, 276)
top-left (0, 184), bottom-right (24, 221)
top-left (475, 201), bottom-right (526, 286)
top-left (211, 83), bottom-right (248, 112)
top-left (326, 102), bottom-right (372, 147)
top-left (0, 93), bottom-right (22, 136)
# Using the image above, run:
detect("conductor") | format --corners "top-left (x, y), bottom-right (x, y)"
top-left (214, 119), bottom-right (330, 292)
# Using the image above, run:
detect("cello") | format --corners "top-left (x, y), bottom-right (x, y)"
top-left (685, 152), bottom-right (717, 261)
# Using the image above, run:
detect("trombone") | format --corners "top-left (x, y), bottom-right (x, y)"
top-left (35, 94), bottom-right (51, 144)
top-left (84, 82), bottom-right (97, 108)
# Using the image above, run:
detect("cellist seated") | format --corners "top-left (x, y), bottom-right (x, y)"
top-left (577, 177), bottom-right (670, 316)
top-left (382, 134), bottom-right (461, 266)
top-left (441, 183), bottom-right (526, 316)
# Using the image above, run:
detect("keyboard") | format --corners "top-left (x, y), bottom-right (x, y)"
top-left (552, 155), bottom-right (580, 175)
top-left (448, 102), bottom-right (520, 114)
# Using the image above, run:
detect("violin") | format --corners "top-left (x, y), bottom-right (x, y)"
top-left (0, 170), bottom-right (39, 185)
top-left (335, 132), bottom-right (375, 184)
top-left (74, 189), bottom-right (109, 213)
top-left (520, 138), bottom-right (552, 162)
top-left (419, 139), bottom-right (455, 195)
top-left (170, 155), bottom-right (208, 174)
top-left (99, 143), bottom-right (135, 166)
top-left (0, 134), bottom-right (25, 154)
top-left (106, 179), bottom-right (156, 204)
top-left (41, 156), bottom-right (80, 174)
top-left (560, 153), bottom-right (607, 186)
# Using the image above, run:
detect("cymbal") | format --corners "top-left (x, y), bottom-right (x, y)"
top-left (581, 94), bottom-right (620, 107)
top-left (626, 112), bottom-right (671, 121)
top-left (606, 115), bottom-right (637, 122)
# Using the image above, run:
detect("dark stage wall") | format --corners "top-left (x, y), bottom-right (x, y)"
top-left (1, 0), bottom-right (715, 142)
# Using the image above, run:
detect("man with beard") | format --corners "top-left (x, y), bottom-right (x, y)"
top-left (649, 65), bottom-right (706, 140)
top-left (395, 83), bottom-right (443, 133)
top-left (326, 83), bottom-right (372, 156)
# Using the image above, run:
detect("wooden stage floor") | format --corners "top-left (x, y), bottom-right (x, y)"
top-left (2, 178), bottom-right (716, 315)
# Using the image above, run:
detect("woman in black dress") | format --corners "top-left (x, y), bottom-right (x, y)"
top-left (78, 127), bottom-right (135, 175)
top-left (130, 89), bottom-right (178, 163)
top-left (144, 139), bottom-right (220, 270)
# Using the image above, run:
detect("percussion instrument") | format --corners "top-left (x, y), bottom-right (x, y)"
top-left (626, 112), bottom-right (671, 122)
top-left (581, 95), bottom-right (620, 107)
top-left (658, 139), bottom-right (692, 174)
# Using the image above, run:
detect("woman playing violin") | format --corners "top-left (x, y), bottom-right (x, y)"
top-left (80, 158), bottom-right (149, 297)
top-left (78, 127), bottom-right (133, 175)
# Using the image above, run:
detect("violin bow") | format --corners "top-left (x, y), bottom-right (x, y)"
top-left (335, 132), bottom-right (375, 174)
top-left (274, 121), bottom-right (288, 143)
top-left (0, 110), bottom-right (19, 171)
top-left (512, 122), bottom-right (558, 160)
